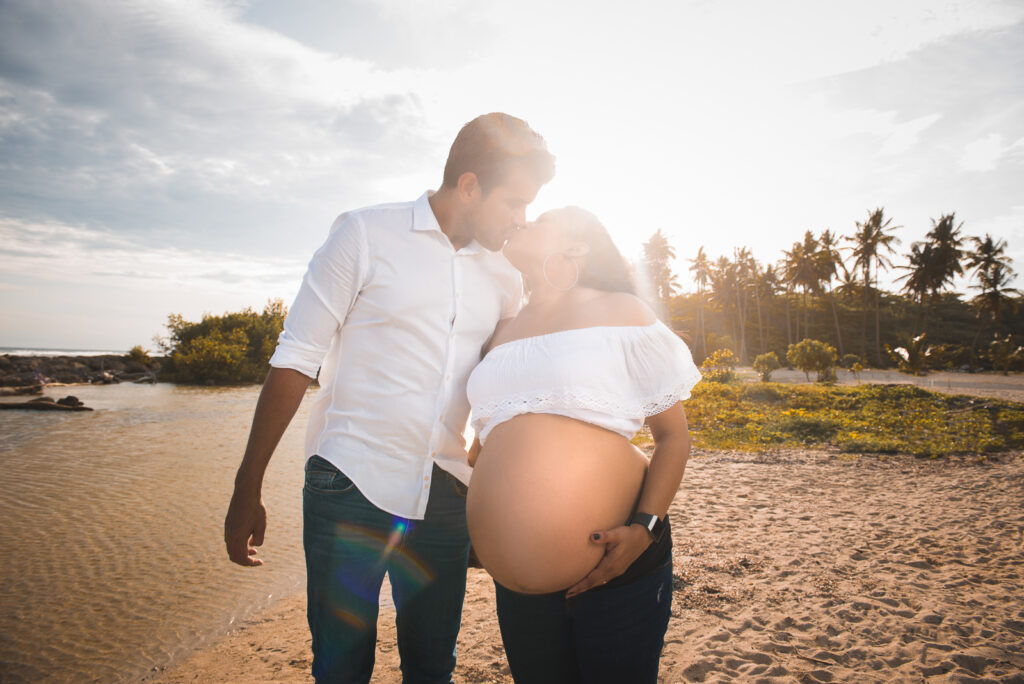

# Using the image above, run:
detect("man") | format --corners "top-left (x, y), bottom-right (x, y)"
top-left (224, 113), bottom-right (555, 683)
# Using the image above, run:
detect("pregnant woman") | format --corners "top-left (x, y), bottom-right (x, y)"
top-left (466, 206), bottom-right (701, 683)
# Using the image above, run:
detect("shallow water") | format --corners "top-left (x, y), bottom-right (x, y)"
top-left (0, 383), bottom-right (311, 682)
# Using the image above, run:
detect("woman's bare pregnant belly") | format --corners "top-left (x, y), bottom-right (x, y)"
top-left (467, 414), bottom-right (648, 594)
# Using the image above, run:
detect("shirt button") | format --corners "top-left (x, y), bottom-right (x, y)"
top-left (446, 375), bottom-right (451, 381)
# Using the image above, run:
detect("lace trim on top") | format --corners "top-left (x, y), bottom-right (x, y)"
top-left (471, 382), bottom-right (694, 427)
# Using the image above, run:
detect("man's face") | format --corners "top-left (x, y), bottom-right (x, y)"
top-left (467, 166), bottom-right (543, 252)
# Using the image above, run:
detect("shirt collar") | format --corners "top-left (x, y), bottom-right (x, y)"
top-left (413, 191), bottom-right (483, 255)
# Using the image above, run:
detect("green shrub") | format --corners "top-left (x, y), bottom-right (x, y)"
top-left (928, 343), bottom-right (973, 370)
top-left (741, 383), bottom-right (786, 403)
top-left (987, 335), bottom-right (1024, 375)
top-left (125, 345), bottom-right (152, 366)
top-left (699, 348), bottom-right (738, 383)
top-left (705, 333), bottom-right (735, 355)
top-left (886, 334), bottom-right (932, 375)
top-left (771, 414), bottom-right (839, 443)
top-left (161, 300), bottom-right (287, 384)
top-left (841, 354), bottom-right (862, 370)
top-left (837, 436), bottom-right (901, 454)
top-left (786, 339), bottom-right (838, 382)
top-left (753, 352), bottom-right (781, 382)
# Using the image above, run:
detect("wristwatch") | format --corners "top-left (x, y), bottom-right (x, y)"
top-left (628, 512), bottom-right (666, 543)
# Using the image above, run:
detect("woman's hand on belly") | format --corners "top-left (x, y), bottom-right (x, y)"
top-left (564, 523), bottom-right (653, 598)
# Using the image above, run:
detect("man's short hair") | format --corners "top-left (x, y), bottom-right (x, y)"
top-left (442, 113), bottom-right (555, 194)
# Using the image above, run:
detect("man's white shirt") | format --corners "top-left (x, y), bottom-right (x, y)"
top-left (269, 192), bottom-right (523, 519)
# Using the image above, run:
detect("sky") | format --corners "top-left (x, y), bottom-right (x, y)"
top-left (1, 0), bottom-right (1022, 350)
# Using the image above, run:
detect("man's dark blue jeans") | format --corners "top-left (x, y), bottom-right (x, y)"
top-left (303, 456), bottom-right (470, 684)
top-left (493, 559), bottom-right (673, 684)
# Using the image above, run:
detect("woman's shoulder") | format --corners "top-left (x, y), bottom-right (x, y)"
top-left (581, 290), bottom-right (657, 327)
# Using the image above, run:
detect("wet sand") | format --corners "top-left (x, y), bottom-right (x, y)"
top-left (150, 448), bottom-right (1024, 683)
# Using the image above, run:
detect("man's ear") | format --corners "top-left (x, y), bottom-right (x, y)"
top-left (456, 172), bottom-right (481, 203)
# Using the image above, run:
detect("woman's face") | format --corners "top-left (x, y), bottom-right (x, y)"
top-left (501, 212), bottom-right (572, 272)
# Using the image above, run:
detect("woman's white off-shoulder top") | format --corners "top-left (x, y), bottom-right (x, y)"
top-left (467, 321), bottom-right (702, 444)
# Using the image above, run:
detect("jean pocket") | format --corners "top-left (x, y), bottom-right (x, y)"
top-left (304, 457), bottom-right (356, 495)
top-left (450, 477), bottom-right (468, 499)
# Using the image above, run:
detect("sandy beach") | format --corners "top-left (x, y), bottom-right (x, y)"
top-left (149, 446), bottom-right (1024, 683)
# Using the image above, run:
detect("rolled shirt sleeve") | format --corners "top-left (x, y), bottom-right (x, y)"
top-left (269, 213), bottom-right (369, 378)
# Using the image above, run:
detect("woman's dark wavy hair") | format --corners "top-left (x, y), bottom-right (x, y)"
top-left (542, 206), bottom-right (637, 295)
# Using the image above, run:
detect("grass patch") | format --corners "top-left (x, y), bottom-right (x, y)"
top-left (682, 382), bottom-right (1024, 457)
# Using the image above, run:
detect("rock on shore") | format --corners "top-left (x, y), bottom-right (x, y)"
top-left (0, 354), bottom-right (162, 387)
top-left (0, 396), bottom-right (93, 411)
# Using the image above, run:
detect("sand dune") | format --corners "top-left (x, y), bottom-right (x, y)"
top-left (150, 448), bottom-right (1024, 683)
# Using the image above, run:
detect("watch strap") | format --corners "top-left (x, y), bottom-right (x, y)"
top-left (628, 512), bottom-right (665, 542)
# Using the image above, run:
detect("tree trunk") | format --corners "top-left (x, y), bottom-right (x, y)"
top-left (785, 289), bottom-right (793, 348)
top-left (738, 288), bottom-right (747, 364)
top-left (697, 292), bottom-right (706, 360)
top-left (798, 288), bottom-right (806, 342)
top-left (874, 286), bottom-right (883, 366)
top-left (860, 285), bottom-right (869, 364)
top-left (754, 289), bottom-right (764, 355)
top-left (829, 292), bottom-right (844, 356)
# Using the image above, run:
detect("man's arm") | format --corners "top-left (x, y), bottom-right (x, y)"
top-left (224, 213), bottom-right (366, 565)
top-left (224, 366), bottom-right (313, 566)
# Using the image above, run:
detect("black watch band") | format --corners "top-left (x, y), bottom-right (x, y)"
top-left (628, 512), bottom-right (665, 543)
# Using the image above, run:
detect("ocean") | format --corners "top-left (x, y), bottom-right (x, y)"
top-left (0, 383), bottom-right (311, 682)
top-left (0, 348), bottom-right (129, 357)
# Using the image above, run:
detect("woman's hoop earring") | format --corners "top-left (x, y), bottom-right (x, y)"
top-left (542, 253), bottom-right (580, 291)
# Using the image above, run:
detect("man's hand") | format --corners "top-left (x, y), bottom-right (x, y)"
top-left (224, 488), bottom-right (268, 567)
top-left (565, 524), bottom-right (652, 597)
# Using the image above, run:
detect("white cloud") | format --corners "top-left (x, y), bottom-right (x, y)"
top-left (881, 113), bottom-right (944, 155)
top-left (960, 133), bottom-right (1009, 171)
top-left (0, 0), bottom-right (437, 250)
top-left (0, 217), bottom-right (305, 295)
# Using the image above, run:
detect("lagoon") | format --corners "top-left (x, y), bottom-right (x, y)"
top-left (0, 383), bottom-right (310, 682)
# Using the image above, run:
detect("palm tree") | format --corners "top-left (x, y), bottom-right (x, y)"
top-left (847, 208), bottom-right (901, 365)
top-left (834, 261), bottom-right (860, 302)
top-left (746, 257), bottom-right (768, 356)
top-left (965, 234), bottom-right (1013, 283)
top-left (916, 212), bottom-right (966, 331)
top-left (642, 229), bottom-right (679, 319)
top-left (970, 264), bottom-right (1019, 345)
top-left (758, 264), bottom-right (781, 352)
top-left (783, 232), bottom-right (821, 341)
top-left (688, 246), bottom-right (712, 360)
top-left (817, 229), bottom-right (845, 355)
top-left (965, 234), bottom-right (1018, 348)
top-left (733, 247), bottom-right (754, 363)
top-left (708, 255), bottom-right (739, 349)
top-left (897, 242), bottom-right (937, 332)
top-left (926, 213), bottom-right (966, 292)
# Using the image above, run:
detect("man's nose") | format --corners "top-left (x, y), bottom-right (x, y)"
top-left (513, 208), bottom-right (527, 226)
